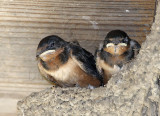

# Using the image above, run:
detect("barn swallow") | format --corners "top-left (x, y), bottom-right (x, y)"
top-left (36, 35), bottom-right (103, 88)
top-left (95, 30), bottom-right (141, 84)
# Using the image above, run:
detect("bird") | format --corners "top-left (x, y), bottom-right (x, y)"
top-left (95, 30), bottom-right (141, 84)
top-left (36, 35), bottom-right (103, 88)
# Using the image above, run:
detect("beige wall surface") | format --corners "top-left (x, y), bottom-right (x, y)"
top-left (0, 0), bottom-right (155, 115)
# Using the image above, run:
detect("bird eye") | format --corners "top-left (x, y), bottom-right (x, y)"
top-left (50, 42), bottom-right (55, 47)
top-left (123, 37), bottom-right (128, 43)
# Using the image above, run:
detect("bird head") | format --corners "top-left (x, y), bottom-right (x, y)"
top-left (103, 30), bottom-right (130, 55)
top-left (36, 35), bottom-right (67, 61)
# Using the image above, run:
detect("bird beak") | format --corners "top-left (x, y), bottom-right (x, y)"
top-left (106, 43), bottom-right (115, 48)
top-left (36, 48), bottom-right (56, 58)
top-left (118, 43), bottom-right (127, 46)
top-left (36, 50), bottom-right (56, 61)
top-left (39, 50), bottom-right (56, 58)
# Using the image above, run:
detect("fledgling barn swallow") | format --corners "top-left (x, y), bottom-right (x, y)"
top-left (36, 35), bottom-right (103, 88)
top-left (95, 30), bottom-right (141, 84)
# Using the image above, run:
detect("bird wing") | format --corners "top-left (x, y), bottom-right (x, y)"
top-left (130, 40), bottom-right (141, 56)
top-left (70, 44), bottom-right (103, 84)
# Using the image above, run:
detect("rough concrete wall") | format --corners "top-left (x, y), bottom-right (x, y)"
top-left (17, 1), bottom-right (160, 116)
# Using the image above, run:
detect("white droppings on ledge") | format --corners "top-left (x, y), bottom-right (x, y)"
top-left (125, 10), bottom-right (130, 13)
top-left (90, 21), bottom-right (98, 25)
top-left (82, 16), bottom-right (99, 29)
top-left (88, 85), bottom-right (95, 89)
top-left (82, 16), bottom-right (91, 20)
top-left (90, 21), bottom-right (99, 29)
